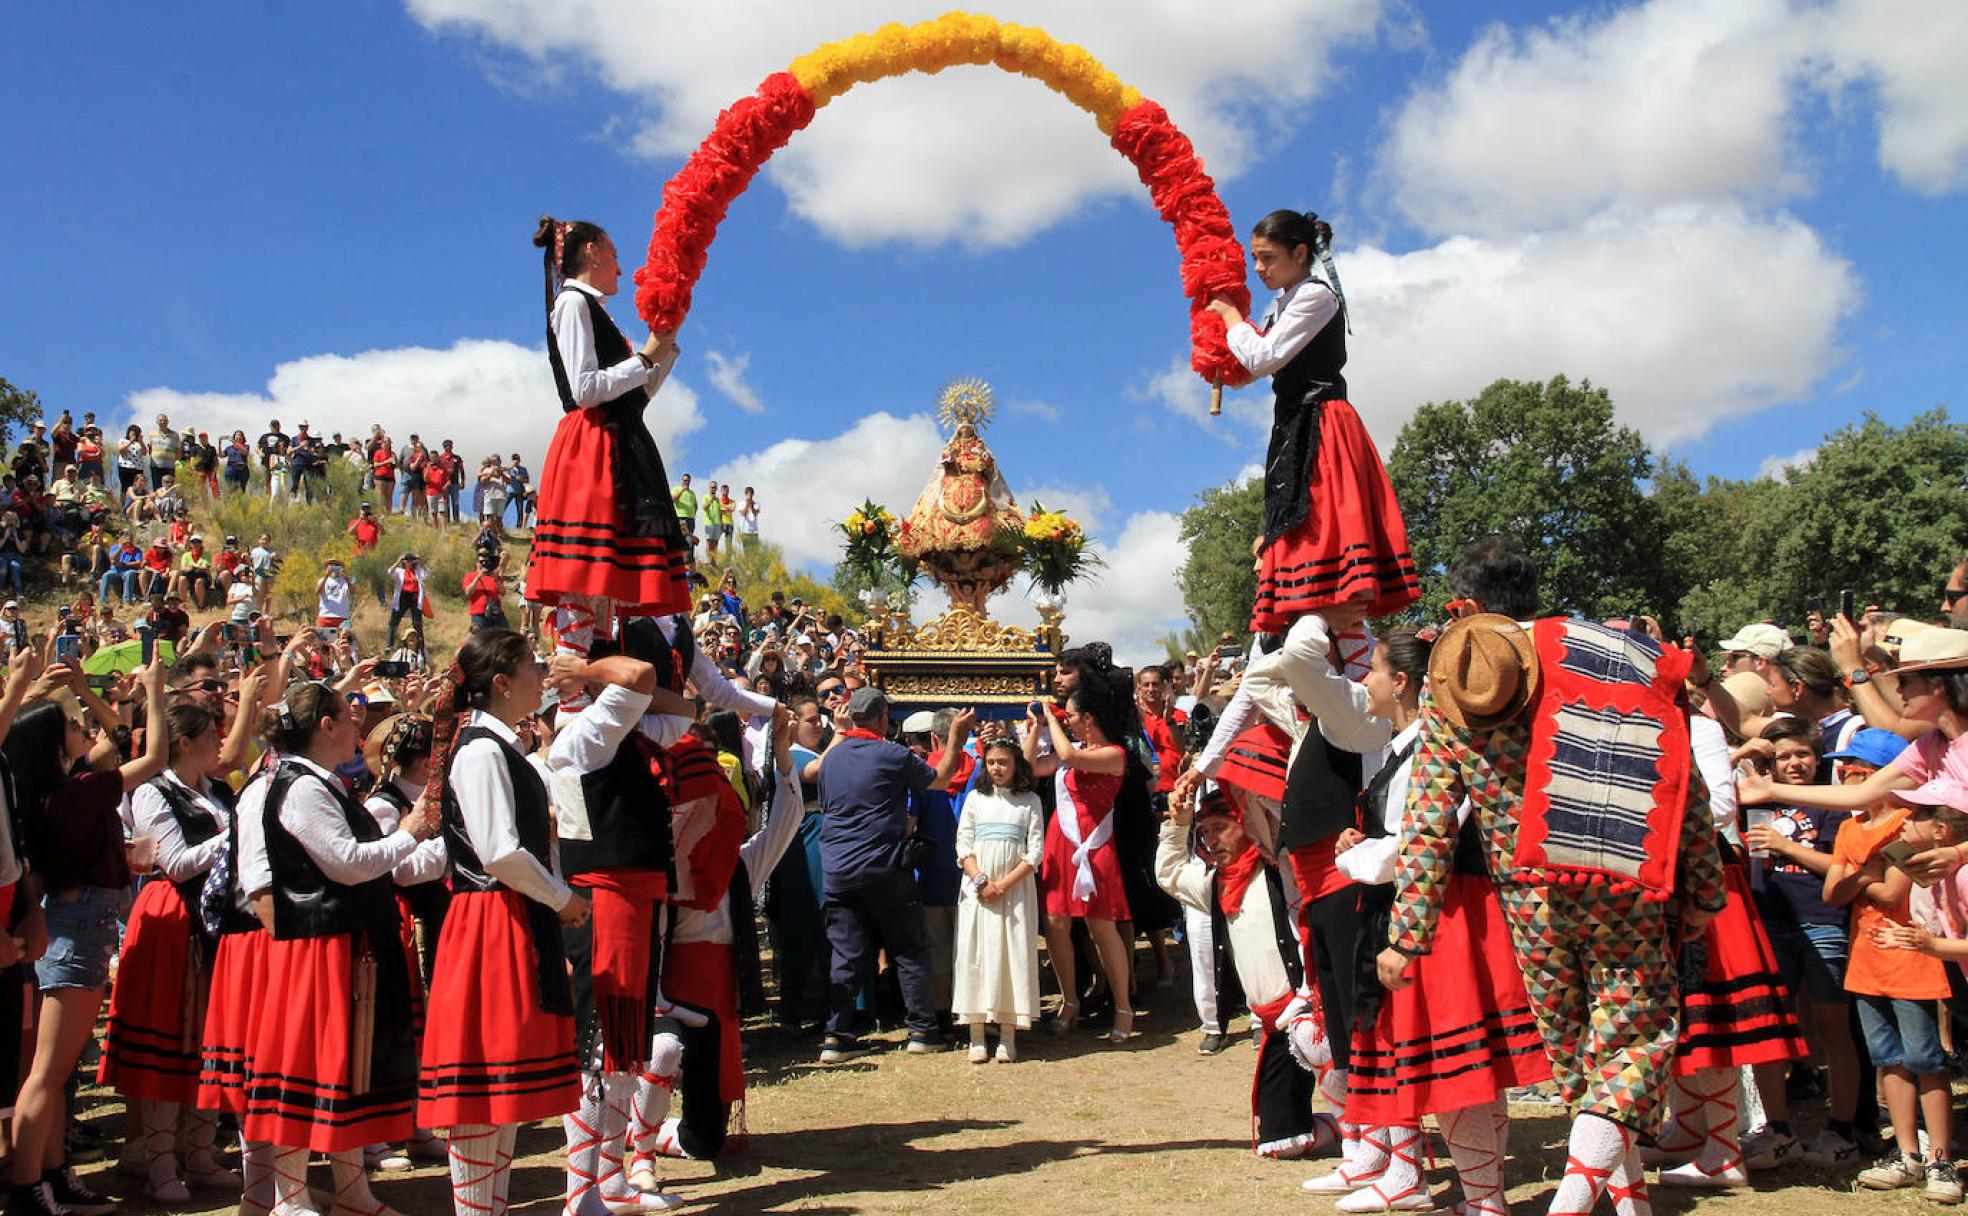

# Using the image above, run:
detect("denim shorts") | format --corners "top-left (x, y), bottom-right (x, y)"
top-left (1855, 994), bottom-right (1946, 1074)
top-left (35, 886), bottom-right (128, 991)
top-left (1767, 922), bottom-right (1849, 1003)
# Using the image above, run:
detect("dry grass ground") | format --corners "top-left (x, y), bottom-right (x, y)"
top-left (70, 967), bottom-right (1938, 1216)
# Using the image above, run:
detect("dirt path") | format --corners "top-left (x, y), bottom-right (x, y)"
top-left (77, 975), bottom-right (1909, 1215)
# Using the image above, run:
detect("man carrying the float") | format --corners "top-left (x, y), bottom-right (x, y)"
top-left (1376, 537), bottom-right (1727, 1216)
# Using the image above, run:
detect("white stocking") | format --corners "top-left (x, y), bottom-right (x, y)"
top-left (1335, 1125), bottom-right (1428, 1213)
top-left (1605, 1145), bottom-right (1652, 1216)
top-left (329, 1146), bottom-right (400, 1216)
top-left (596, 1071), bottom-right (642, 1205)
top-left (137, 1099), bottom-right (184, 1190)
top-left (629, 1033), bottom-right (683, 1186)
top-left (563, 1071), bottom-right (607, 1216)
top-left (492, 1124), bottom-right (519, 1216)
top-left (241, 1140), bottom-right (278, 1216)
top-left (1441, 1098), bottom-right (1510, 1216)
top-left (1547, 1114), bottom-right (1633, 1216)
top-left (1316, 1066), bottom-right (1355, 1163)
top-left (270, 1145), bottom-right (321, 1216)
top-left (185, 1108), bottom-right (240, 1185)
top-left (446, 1124), bottom-right (501, 1216)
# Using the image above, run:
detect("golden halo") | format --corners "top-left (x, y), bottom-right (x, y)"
top-left (936, 378), bottom-right (995, 433)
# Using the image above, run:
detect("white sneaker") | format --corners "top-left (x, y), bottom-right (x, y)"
top-left (1803, 1129), bottom-right (1861, 1169)
top-left (1743, 1129), bottom-right (1802, 1171)
top-left (1334, 1180), bottom-right (1438, 1212)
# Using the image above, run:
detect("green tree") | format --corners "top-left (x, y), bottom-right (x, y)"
top-left (0, 377), bottom-right (42, 457)
top-left (1176, 475), bottom-right (1264, 640)
top-left (1385, 376), bottom-right (1674, 621)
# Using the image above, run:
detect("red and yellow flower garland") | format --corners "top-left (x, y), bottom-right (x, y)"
top-left (632, 11), bottom-right (1253, 391)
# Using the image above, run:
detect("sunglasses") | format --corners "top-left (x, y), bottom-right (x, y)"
top-left (178, 678), bottom-right (225, 694)
top-left (1945, 586), bottom-right (1968, 607)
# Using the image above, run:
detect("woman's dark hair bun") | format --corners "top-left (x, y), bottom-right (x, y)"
top-left (1304, 211), bottom-right (1334, 247)
top-left (532, 215), bottom-right (559, 250)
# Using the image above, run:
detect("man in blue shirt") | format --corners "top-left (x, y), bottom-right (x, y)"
top-left (815, 688), bottom-right (973, 1062)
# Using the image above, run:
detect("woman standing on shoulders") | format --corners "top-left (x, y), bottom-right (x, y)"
top-left (1206, 211), bottom-right (1417, 633)
top-left (525, 217), bottom-right (692, 669)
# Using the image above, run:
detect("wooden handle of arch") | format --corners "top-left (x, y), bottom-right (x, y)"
top-left (1210, 381), bottom-right (1223, 416)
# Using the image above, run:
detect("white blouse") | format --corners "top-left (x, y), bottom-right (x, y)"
top-left (451, 710), bottom-right (572, 911)
top-left (274, 756), bottom-right (414, 886)
top-left (364, 777), bottom-right (449, 886)
top-left (1226, 279), bottom-right (1341, 378)
top-left (553, 280), bottom-right (677, 409)
top-left (672, 772), bottom-right (803, 946)
top-left (132, 769), bottom-right (230, 883)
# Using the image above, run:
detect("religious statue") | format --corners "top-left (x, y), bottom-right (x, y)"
top-left (897, 378), bottom-right (1025, 614)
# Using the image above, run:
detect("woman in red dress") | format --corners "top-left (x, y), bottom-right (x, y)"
top-left (99, 701), bottom-right (244, 1202)
top-left (1206, 211), bottom-right (1418, 633)
top-left (526, 217), bottom-right (693, 673)
top-left (1026, 669), bottom-right (1135, 1042)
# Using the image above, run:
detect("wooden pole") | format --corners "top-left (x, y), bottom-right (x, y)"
top-left (1209, 378), bottom-right (1223, 417)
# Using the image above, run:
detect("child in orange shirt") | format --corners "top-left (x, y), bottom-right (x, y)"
top-left (1826, 793), bottom-right (1955, 1198)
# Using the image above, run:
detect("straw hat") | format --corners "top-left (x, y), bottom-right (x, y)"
top-left (1426, 614), bottom-right (1540, 730)
top-left (1894, 627), bottom-right (1968, 675)
top-left (1717, 671), bottom-right (1774, 718)
top-left (362, 712), bottom-right (432, 777)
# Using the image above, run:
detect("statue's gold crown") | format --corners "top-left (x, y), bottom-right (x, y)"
top-left (936, 377), bottom-right (995, 432)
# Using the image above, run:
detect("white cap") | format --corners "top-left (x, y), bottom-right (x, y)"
top-left (1719, 622), bottom-right (1795, 659)
top-left (900, 710), bottom-right (937, 734)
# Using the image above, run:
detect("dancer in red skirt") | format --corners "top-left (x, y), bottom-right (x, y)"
top-left (1318, 631), bottom-right (1551, 1215)
top-left (1206, 210), bottom-right (1419, 634)
top-left (1648, 713), bottom-right (1808, 1190)
top-left (243, 680), bottom-right (438, 1216)
top-left (629, 710), bottom-right (796, 1180)
top-left (359, 712), bottom-right (452, 1171)
top-left (199, 762), bottom-right (277, 1214)
top-left (100, 701), bottom-right (245, 1202)
top-left (526, 216), bottom-right (692, 687)
top-left (1025, 668), bottom-right (1136, 1042)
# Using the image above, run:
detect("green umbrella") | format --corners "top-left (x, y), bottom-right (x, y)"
top-left (81, 638), bottom-right (177, 676)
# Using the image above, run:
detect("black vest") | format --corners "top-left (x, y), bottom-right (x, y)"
top-left (596, 614), bottom-right (695, 694)
top-left (1260, 280), bottom-right (1349, 543)
top-left (1210, 862), bottom-right (1303, 1004)
top-left (147, 774), bottom-right (234, 931)
top-left (1279, 727), bottom-right (1365, 853)
top-left (263, 763), bottom-right (398, 940)
top-left (545, 288), bottom-right (684, 541)
top-left (373, 779), bottom-right (452, 923)
top-left (212, 791), bottom-right (264, 938)
top-left (440, 725), bottom-right (572, 1015)
top-left (563, 615), bottom-right (684, 878)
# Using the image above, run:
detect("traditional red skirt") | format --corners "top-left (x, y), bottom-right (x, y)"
top-left (198, 926), bottom-right (268, 1114)
top-left (242, 930), bottom-right (417, 1151)
top-left (666, 940), bottom-right (743, 1107)
top-left (1250, 400), bottom-right (1419, 633)
top-left (420, 890), bottom-right (580, 1128)
top-left (396, 891), bottom-right (427, 1036)
top-left (527, 410), bottom-right (691, 615)
top-left (580, 869), bottom-right (668, 1073)
top-left (99, 879), bottom-right (205, 1103)
top-left (1674, 862), bottom-right (1808, 1074)
top-left (1347, 873), bottom-right (1550, 1125)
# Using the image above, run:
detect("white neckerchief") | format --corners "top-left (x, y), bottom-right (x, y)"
top-left (1054, 765), bottom-right (1115, 902)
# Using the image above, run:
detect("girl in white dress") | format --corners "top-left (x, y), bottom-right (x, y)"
top-left (953, 736), bottom-right (1044, 1063)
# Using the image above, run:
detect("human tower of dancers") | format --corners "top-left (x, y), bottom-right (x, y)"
top-left (11, 205), bottom-right (1956, 1216)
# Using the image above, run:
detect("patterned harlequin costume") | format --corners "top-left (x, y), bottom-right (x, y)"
top-left (1388, 618), bottom-right (1728, 1216)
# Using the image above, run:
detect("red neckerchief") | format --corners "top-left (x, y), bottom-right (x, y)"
top-left (840, 727), bottom-right (885, 742)
top-left (1216, 841), bottom-right (1265, 918)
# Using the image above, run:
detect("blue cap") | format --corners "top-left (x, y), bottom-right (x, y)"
top-left (1824, 727), bottom-right (1910, 770)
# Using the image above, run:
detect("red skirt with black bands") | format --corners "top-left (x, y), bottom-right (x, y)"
top-left (527, 409), bottom-right (691, 615)
top-left (1347, 873), bottom-right (1550, 1125)
top-left (241, 930), bottom-right (417, 1151)
top-left (420, 889), bottom-right (580, 1127)
top-left (665, 940), bottom-right (743, 1106)
top-left (1250, 399), bottom-right (1419, 633)
top-left (1674, 862), bottom-right (1808, 1074)
top-left (198, 926), bottom-right (268, 1114)
top-left (99, 879), bottom-right (204, 1103)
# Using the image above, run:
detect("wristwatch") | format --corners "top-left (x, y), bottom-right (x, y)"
top-left (1846, 668), bottom-right (1872, 687)
top-left (971, 874), bottom-right (989, 893)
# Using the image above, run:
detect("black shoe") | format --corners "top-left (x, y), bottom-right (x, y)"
top-left (819, 1035), bottom-right (870, 1065)
top-left (906, 1032), bottom-right (949, 1054)
top-left (43, 1169), bottom-right (114, 1216)
top-left (58, 1132), bottom-right (103, 1167)
top-left (7, 1182), bottom-right (65, 1216)
top-left (1197, 1033), bottom-right (1227, 1055)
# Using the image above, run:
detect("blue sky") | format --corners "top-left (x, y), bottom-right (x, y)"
top-left (4, 1), bottom-right (1963, 655)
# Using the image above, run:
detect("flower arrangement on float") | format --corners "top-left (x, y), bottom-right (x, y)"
top-left (838, 499), bottom-right (915, 605)
top-left (1020, 501), bottom-right (1099, 599)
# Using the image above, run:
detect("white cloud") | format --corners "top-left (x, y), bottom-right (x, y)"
top-left (1012, 482), bottom-right (1114, 533)
top-left (706, 411), bottom-right (945, 569)
top-left (1821, 0), bottom-right (1968, 194)
top-left (1334, 203), bottom-right (1860, 447)
top-left (125, 338), bottom-right (704, 469)
top-left (1757, 444), bottom-right (1820, 481)
top-left (1134, 356), bottom-right (1268, 440)
top-left (973, 512), bottom-right (1190, 667)
top-left (1378, 0), bottom-right (1968, 236)
top-left (407, 0), bottom-right (1385, 248)
top-left (1005, 399), bottom-right (1062, 424)
top-left (702, 350), bottom-right (764, 414)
